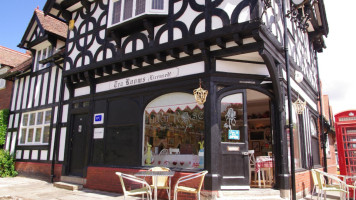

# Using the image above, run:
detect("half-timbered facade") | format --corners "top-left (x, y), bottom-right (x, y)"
top-left (6, 0), bottom-right (329, 199)
top-left (3, 8), bottom-right (67, 181)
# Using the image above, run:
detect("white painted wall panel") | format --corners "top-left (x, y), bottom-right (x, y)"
top-left (41, 72), bottom-right (49, 105)
top-left (64, 84), bottom-right (69, 100)
top-left (216, 60), bottom-right (269, 76)
top-left (50, 128), bottom-right (56, 160)
top-left (16, 78), bottom-right (24, 110)
top-left (22, 76), bottom-right (30, 109)
top-left (16, 150), bottom-right (22, 159)
top-left (10, 79), bottom-right (19, 111)
top-left (28, 76), bottom-right (36, 108)
top-left (13, 114), bottom-right (19, 128)
top-left (53, 106), bottom-right (58, 124)
top-left (40, 150), bottom-right (48, 160)
top-left (10, 132), bottom-right (17, 155)
top-left (58, 127), bottom-right (67, 161)
top-left (31, 150), bottom-right (38, 160)
top-left (5, 133), bottom-right (11, 151)
top-left (34, 74), bottom-right (42, 107)
top-left (48, 67), bottom-right (57, 104)
top-left (23, 150), bottom-right (30, 159)
top-left (56, 69), bottom-right (62, 102)
top-left (74, 86), bottom-right (90, 97)
top-left (62, 104), bottom-right (69, 123)
top-left (8, 114), bottom-right (13, 128)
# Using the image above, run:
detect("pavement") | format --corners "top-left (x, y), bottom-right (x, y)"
top-left (0, 176), bottom-right (344, 200)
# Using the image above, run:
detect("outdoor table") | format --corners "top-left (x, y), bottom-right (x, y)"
top-left (255, 156), bottom-right (273, 188)
top-left (135, 171), bottom-right (175, 200)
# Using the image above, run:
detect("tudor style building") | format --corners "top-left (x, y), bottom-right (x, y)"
top-left (5, 0), bottom-right (329, 199)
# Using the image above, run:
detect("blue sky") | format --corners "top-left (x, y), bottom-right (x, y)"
top-left (0, 0), bottom-right (47, 53)
top-left (0, 1), bottom-right (355, 115)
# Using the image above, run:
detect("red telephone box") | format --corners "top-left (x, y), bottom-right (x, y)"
top-left (335, 110), bottom-right (356, 197)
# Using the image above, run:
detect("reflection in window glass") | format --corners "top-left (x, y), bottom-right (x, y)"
top-left (286, 102), bottom-right (302, 170)
top-left (29, 113), bottom-right (36, 125)
top-left (310, 119), bottom-right (317, 137)
top-left (143, 93), bottom-right (204, 169)
top-left (22, 114), bottom-right (28, 126)
top-left (43, 126), bottom-right (50, 143)
top-left (28, 128), bottom-right (34, 143)
top-left (45, 111), bottom-right (51, 124)
top-left (37, 112), bottom-right (43, 125)
top-left (35, 128), bottom-right (42, 142)
top-left (221, 93), bottom-right (244, 143)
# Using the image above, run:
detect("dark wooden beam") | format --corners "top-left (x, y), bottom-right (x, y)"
top-left (169, 48), bottom-right (180, 59)
top-left (71, 74), bottom-right (79, 83)
top-left (61, 10), bottom-right (71, 21)
top-left (156, 52), bottom-right (166, 62)
top-left (80, 0), bottom-right (91, 13)
top-left (143, 19), bottom-right (154, 43)
top-left (112, 63), bottom-right (122, 73)
top-left (110, 30), bottom-right (122, 49)
top-left (95, 67), bottom-right (103, 77)
top-left (122, 61), bottom-right (132, 70)
top-left (183, 45), bottom-right (194, 56)
top-left (144, 55), bottom-right (154, 65)
top-left (216, 37), bottom-right (226, 49)
top-left (233, 33), bottom-right (243, 46)
top-left (78, 72), bottom-right (86, 81)
top-left (133, 58), bottom-right (143, 68)
top-left (103, 65), bottom-right (113, 75)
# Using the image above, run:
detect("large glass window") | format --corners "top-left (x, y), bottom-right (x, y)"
top-left (143, 92), bottom-right (204, 169)
top-left (220, 93), bottom-right (244, 143)
top-left (286, 103), bottom-right (303, 170)
top-left (310, 118), bottom-right (321, 166)
top-left (34, 45), bottom-right (53, 71)
top-left (19, 109), bottom-right (51, 145)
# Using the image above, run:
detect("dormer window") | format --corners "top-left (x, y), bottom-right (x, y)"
top-left (34, 45), bottom-right (53, 71)
top-left (108, 0), bottom-right (168, 28)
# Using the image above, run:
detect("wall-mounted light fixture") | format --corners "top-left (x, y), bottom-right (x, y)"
top-left (286, 0), bottom-right (311, 32)
top-left (293, 94), bottom-right (306, 114)
top-left (193, 79), bottom-right (208, 105)
top-left (69, 19), bottom-right (75, 31)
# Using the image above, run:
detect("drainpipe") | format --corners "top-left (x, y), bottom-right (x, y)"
top-left (315, 51), bottom-right (327, 173)
top-left (281, 1), bottom-right (297, 200)
top-left (50, 64), bottom-right (65, 183)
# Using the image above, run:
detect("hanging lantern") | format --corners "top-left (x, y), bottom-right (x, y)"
top-left (293, 95), bottom-right (306, 114)
top-left (193, 79), bottom-right (208, 105)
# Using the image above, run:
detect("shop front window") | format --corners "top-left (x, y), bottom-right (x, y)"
top-left (286, 102), bottom-right (303, 170)
top-left (143, 92), bottom-right (204, 169)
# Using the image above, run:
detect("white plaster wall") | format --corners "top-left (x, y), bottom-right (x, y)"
top-left (23, 150), bottom-right (30, 159)
top-left (22, 76), bottom-right (30, 109)
top-left (58, 128), bottom-right (67, 161)
top-left (28, 77), bottom-right (36, 108)
top-left (40, 150), bottom-right (48, 160)
top-left (5, 133), bottom-right (11, 151)
top-left (10, 79), bottom-right (18, 111)
top-left (31, 150), bottom-right (38, 160)
top-left (48, 67), bottom-right (57, 104)
top-left (8, 114), bottom-right (13, 128)
top-left (74, 86), bottom-right (91, 97)
top-left (216, 60), bottom-right (269, 76)
top-left (34, 74), bottom-right (43, 107)
top-left (16, 150), bottom-right (22, 159)
top-left (62, 104), bottom-right (69, 123)
top-left (41, 72), bottom-right (49, 105)
top-left (16, 78), bottom-right (24, 110)
top-left (50, 128), bottom-right (56, 160)
top-left (13, 114), bottom-right (19, 128)
top-left (10, 132), bottom-right (17, 155)
top-left (56, 69), bottom-right (62, 102)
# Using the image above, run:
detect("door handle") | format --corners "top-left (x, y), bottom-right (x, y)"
top-left (242, 152), bottom-right (249, 156)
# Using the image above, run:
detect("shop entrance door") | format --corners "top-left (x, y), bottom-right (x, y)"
top-left (68, 114), bottom-right (88, 177)
top-left (219, 90), bottom-right (249, 189)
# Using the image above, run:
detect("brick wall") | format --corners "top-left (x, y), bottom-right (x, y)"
top-left (0, 80), bottom-right (13, 110)
top-left (86, 166), bottom-right (203, 200)
top-left (15, 162), bottom-right (62, 182)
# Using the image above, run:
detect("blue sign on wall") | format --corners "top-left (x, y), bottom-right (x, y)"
top-left (93, 113), bottom-right (104, 124)
top-left (228, 130), bottom-right (240, 140)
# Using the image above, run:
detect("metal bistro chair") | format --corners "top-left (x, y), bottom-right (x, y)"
top-left (312, 169), bottom-right (348, 200)
top-left (149, 167), bottom-right (171, 200)
top-left (116, 172), bottom-right (152, 200)
top-left (248, 150), bottom-right (256, 184)
top-left (173, 170), bottom-right (208, 200)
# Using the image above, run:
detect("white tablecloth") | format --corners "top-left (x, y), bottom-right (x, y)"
top-left (152, 154), bottom-right (199, 168)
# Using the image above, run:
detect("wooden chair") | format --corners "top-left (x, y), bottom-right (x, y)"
top-left (312, 169), bottom-right (348, 200)
top-left (173, 170), bottom-right (208, 200)
top-left (115, 172), bottom-right (152, 200)
top-left (149, 167), bottom-right (171, 200)
top-left (248, 150), bottom-right (256, 184)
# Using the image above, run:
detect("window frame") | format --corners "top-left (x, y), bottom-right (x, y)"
top-left (19, 109), bottom-right (52, 146)
top-left (34, 45), bottom-right (53, 72)
top-left (107, 0), bottom-right (168, 28)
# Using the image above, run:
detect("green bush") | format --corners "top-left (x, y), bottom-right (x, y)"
top-left (0, 109), bottom-right (9, 147)
top-left (0, 149), bottom-right (18, 177)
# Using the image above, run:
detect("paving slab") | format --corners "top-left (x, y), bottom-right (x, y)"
top-left (0, 176), bottom-right (144, 200)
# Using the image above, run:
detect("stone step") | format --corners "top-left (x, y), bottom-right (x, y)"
top-left (53, 181), bottom-right (83, 191)
top-left (60, 176), bottom-right (86, 185)
top-left (217, 189), bottom-right (284, 200)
